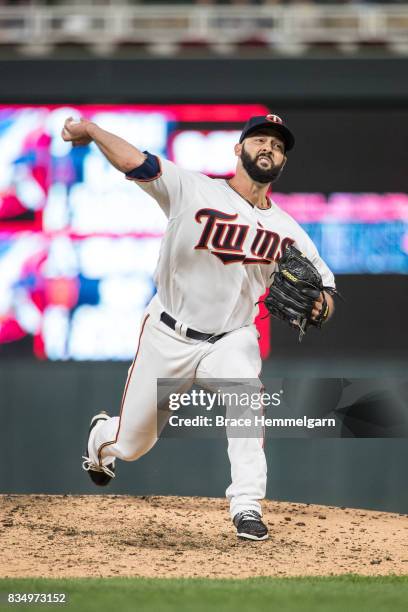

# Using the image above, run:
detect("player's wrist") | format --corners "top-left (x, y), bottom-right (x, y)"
top-left (323, 292), bottom-right (334, 321)
top-left (85, 121), bottom-right (98, 141)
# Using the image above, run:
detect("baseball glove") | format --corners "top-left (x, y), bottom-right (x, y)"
top-left (262, 244), bottom-right (337, 342)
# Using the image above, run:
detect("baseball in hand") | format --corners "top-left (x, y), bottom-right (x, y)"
top-left (62, 117), bottom-right (92, 146)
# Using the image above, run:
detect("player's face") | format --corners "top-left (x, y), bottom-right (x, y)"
top-left (238, 131), bottom-right (287, 184)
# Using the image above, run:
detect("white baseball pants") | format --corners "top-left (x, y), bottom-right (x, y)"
top-left (89, 295), bottom-right (267, 518)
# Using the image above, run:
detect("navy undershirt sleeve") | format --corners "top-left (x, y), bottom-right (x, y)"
top-left (125, 151), bottom-right (161, 180)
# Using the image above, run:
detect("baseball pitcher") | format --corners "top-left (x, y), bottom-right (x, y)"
top-left (62, 113), bottom-right (336, 541)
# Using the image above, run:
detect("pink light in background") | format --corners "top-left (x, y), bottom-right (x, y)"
top-left (255, 295), bottom-right (271, 360)
top-left (273, 193), bottom-right (408, 223)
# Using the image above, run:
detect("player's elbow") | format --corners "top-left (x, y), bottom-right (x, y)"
top-left (121, 152), bottom-right (147, 174)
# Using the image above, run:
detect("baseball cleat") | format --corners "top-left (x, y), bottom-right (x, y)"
top-left (82, 411), bottom-right (115, 486)
top-left (233, 510), bottom-right (269, 541)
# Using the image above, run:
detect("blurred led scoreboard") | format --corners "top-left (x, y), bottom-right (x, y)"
top-left (0, 104), bottom-right (407, 361)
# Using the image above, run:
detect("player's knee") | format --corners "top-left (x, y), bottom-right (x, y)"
top-left (117, 433), bottom-right (157, 462)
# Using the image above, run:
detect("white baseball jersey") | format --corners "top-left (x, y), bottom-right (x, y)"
top-left (128, 156), bottom-right (335, 335)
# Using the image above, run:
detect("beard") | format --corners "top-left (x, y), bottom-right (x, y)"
top-left (240, 145), bottom-right (285, 184)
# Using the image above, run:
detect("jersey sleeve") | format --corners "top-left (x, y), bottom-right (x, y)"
top-left (295, 230), bottom-right (336, 289)
top-left (125, 152), bottom-right (194, 218)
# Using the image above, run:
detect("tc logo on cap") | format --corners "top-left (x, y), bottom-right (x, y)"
top-left (266, 114), bottom-right (283, 125)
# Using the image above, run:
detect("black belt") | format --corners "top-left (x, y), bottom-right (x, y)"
top-left (160, 311), bottom-right (226, 344)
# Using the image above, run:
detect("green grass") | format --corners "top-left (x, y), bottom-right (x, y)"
top-left (1, 576), bottom-right (408, 612)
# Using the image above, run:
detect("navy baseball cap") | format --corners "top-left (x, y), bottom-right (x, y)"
top-left (239, 114), bottom-right (295, 151)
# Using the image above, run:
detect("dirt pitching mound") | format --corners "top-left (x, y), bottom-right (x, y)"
top-left (1, 495), bottom-right (407, 578)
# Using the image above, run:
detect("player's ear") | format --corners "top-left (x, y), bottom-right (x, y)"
top-left (234, 143), bottom-right (242, 157)
top-left (281, 155), bottom-right (287, 169)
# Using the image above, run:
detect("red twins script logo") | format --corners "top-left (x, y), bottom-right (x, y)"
top-left (194, 209), bottom-right (293, 265)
